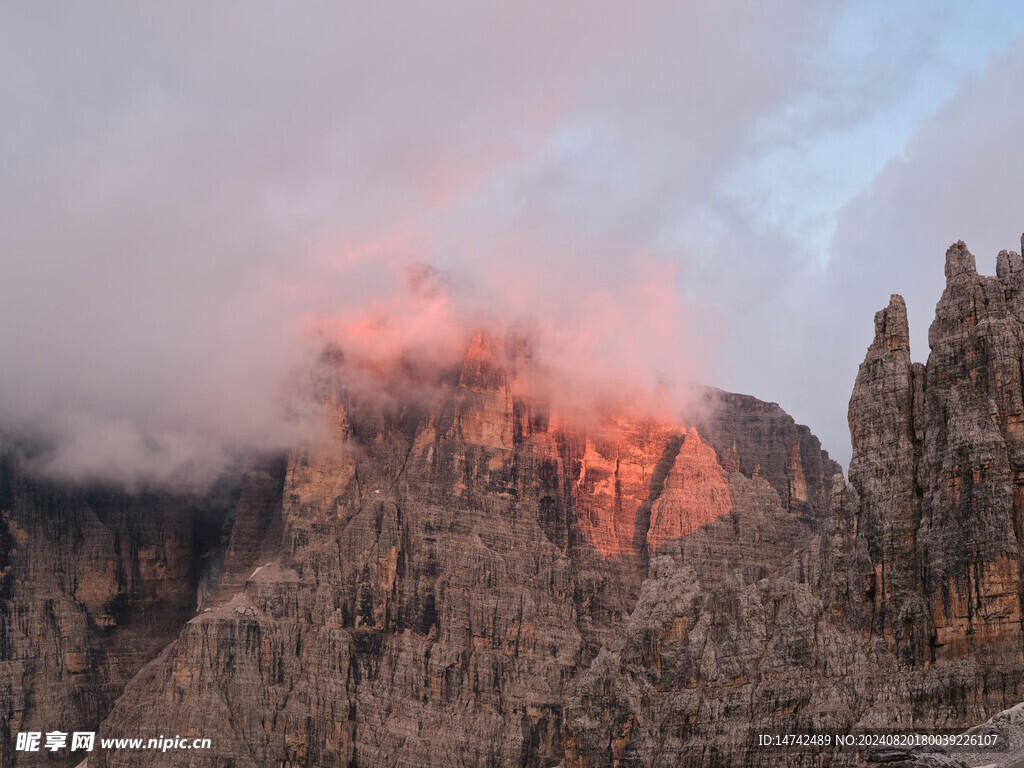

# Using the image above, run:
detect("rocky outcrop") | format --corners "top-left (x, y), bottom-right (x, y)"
top-left (563, 487), bottom-right (869, 768)
top-left (76, 333), bottom-right (835, 768)
top-left (0, 455), bottom-right (258, 767)
top-left (205, 458), bottom-right (288, 605)
top-left (827, 241), bottom-right (1024, 719)
top-left (645, 427), bottom-right (732, 552)
top-left (23, 232), bottom-right (1024, 767)
top-left (685, 388), bottom-right (842, 523)
top-left (559, 236), bottom-right (1024, 767)
top-left (946, 699), bottom-right (1024, 767)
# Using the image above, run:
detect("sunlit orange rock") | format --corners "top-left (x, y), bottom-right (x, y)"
top-left (567, 415), bottom-right (681, 559)
top-left (646, 427), bottom-right (732, 552)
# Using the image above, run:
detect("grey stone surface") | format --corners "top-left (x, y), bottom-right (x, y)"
top-left (13, 237), bottom-right (1024, 767)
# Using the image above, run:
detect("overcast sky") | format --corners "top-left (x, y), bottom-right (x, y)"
top-left (3, 1), bottom-right (1024, 484)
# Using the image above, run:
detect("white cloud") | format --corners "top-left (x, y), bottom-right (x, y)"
top-left (3, 2), bottom-right (1023, 480)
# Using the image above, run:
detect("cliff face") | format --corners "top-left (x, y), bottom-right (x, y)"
top-left (59, 335), bottom-right (834, 768)
top-left (684, 389), bottom-right (841, 524)
top-left (825, 240), bottom-right (1024, 720)
top-left (0, 455), bottom-right (266, 767)
top-left (558, 237), bottom-right (1024, 767)
top-left (16, 237), bottom-right (1024, 768)
top-left (562, 479), bottom-right (864, 768)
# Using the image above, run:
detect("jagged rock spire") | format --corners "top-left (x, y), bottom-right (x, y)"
top-left (944, 239), bottom-right (977, 283)
top-left (996, 249), bottom-right (1023, 282)
top-left (869, 293), bottom-right (910, 356)
top-left (846, 235), bottom-right (1024, 673)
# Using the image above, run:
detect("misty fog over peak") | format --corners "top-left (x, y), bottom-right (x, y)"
top-left (4, 2), bottom-right (1024, 486)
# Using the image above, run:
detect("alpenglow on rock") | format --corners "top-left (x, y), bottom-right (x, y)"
top-left (0, 331), bottom-right (840, 768)
top-left (11, 237), bottom-right (1024, 767)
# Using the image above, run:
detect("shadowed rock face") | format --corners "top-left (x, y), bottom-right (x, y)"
top-left (0, 455), bottom-right (259, 767)
top-left (684, 389), bottom-right (841, 525)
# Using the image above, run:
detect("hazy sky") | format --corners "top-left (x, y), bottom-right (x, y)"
top-left (3, 1), bottom-right (1024, 483)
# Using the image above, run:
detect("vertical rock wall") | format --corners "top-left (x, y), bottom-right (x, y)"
top-left (0, 456), bottom-right (250, 767)
top-left (81, 334), bottom-right (835, 768)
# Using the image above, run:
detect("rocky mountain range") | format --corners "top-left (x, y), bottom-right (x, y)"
top-left (5, 237), bottom-right (1024, 766)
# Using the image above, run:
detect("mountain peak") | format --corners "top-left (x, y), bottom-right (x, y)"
top-left (944, 239), bottom-right (977, 283)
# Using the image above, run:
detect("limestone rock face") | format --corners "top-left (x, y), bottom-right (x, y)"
top-left (559, 237), bottom-right (1024, 767)
top-left (645, 427), bottom-right (732, 552)
top-left (833, 241), bottom-right (1024, 711)
top-left (68, 335), bottom-right (836, 768)
top-left (844, 293), bottom-right (926, 663)
top-left (685, 388), bottom-right (842, 523)
top-left (563, 494), bottom-right (871, 768)
top-left (26, 230), bottom-right (1024, 768)
top-left (0, 455), bottom-right (254, 767)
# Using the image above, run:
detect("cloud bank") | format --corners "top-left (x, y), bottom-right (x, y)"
top-left (3, 2), bottom-right (1024, 483)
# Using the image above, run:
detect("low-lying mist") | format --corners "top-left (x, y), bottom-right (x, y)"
top-left (1, 252), bottom-right (710, 490)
